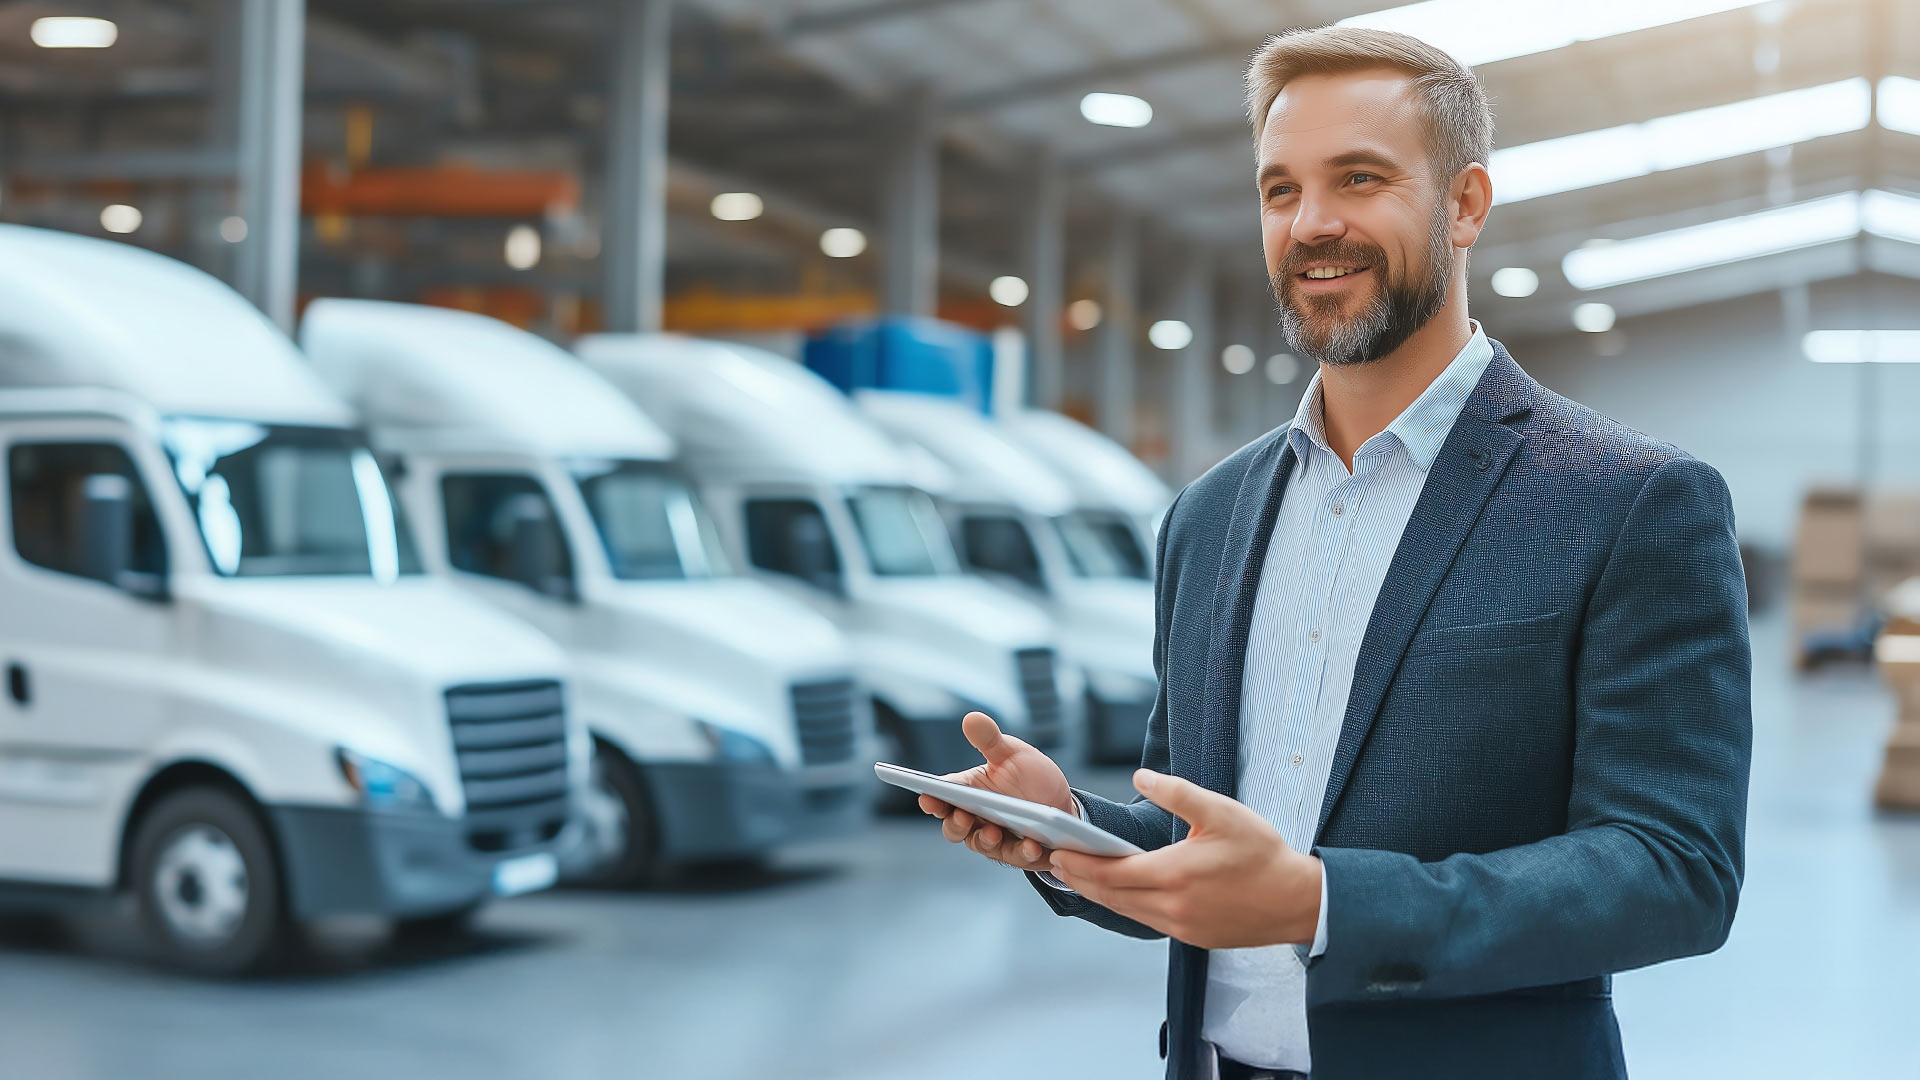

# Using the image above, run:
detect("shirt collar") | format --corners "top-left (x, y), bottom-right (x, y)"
top-left (1285, 320), bottom-right (1494, 472)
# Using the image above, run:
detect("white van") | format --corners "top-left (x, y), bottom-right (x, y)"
top-left (301, 301), bottom-right (867, 884)
top-left (575, 335), bottom-right (1069, 785)
top-left (857, 394), bottom-right (1155, 764)
top-left (0, 226), bottom-right (581, 974)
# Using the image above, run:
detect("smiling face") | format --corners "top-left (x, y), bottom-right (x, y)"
top-left (1257, 69), bottom-right (1460, 367)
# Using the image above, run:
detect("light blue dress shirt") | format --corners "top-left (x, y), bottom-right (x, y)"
top-left (1202, 321), bottom-right (1493, 1072)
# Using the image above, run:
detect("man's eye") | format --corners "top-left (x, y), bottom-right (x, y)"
top-left (1267, 185), bottom-right (1295, 198)
top-left (1349, 173), bottom-right (1377, 185)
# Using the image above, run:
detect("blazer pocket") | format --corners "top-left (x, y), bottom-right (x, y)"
top-left (1411, 611), bottom-right (1561, 655)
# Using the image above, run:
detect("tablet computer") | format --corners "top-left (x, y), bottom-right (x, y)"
top-left (875, 762), bottom-right (1144, 858)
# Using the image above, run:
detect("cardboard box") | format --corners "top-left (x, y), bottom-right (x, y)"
top-left (1792, 488), bottom-right (1863, 587)
top-left (1865, 490), bottom-right (1920, 560)
top-left (1876, 723), bottom-right (1920, 809)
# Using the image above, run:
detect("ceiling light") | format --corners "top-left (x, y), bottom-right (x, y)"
top-left (989, 275), bottom-right (1030, 307)
top-left (1265, 354), bottom-right (1301, 385)
top-left (1490, 267), bottom-right (1539, 297)
top-left (219, 216), bottom-right (248, 243)
top-left (1067, 298), bottom-right (1102, 330)
top-left (1803, 330), bottom-right (1920, 364)
top-left (99, 204), bottom-right (142, 234)
top-left (820, 227), bottom-right (867, 258)
top-left (1881, 77), bottom-right (1920, 136)
top-left (1562, 191), bottom-right (1861, 290)
top-left (1863, 189), bottom-right (1920, 245)
top-left (1572, 303), bottom-right (1616, 333)
top-left (1148, 320), bottom-right (1192, 350)
top-left (1080, 93), bottom-right (1153, 129)
top-left (504, 224), bottom-right (541, 270)
top-left (1491, 78), bottom-right (1869, 205)
top-left (1339, 0), bottom-right (1769, 69)
top-left (31, 16), bottom-right (118, 48)
top-left (710, 192), bottom-right (763, 221)
top-left (1221, 344), bottom-right (1256, 374)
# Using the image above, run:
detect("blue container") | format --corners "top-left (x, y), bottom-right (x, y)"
top-left (804, 317), bottom-right (996, 414)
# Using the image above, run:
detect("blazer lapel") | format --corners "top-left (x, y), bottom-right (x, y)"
top-left (1312, 345), bottom-right (1536, 842)
top-left (1194, 431), bottom-right (1295, 821)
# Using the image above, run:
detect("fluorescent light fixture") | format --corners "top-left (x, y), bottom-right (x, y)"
top-left (99, 204), bottom-right (142, 234)
top-left (1879, 77), bottom-right (1920, 136)
top-left (1562, 191), bottom-right (1861, 289)
top-left (1067, 298), bottom-right (1102, 330)
top-left (1148, 320), bottom-right (1193, 350)
top-left (989, 275), bottom-right (1029, 306)
top-left (1339, 0), bottom-right (1769, 69)
top-left (219, 216), bottom-right (248, 243)
top-left (1863, 189), bottom-right (1920, 245)
top-left (1491, 79), bottom-right (1870, 205)
top-left (820, 227), bottom-right (867, 258)
top-left (1221, 344), bottom-right (1256, 374)
top-left (1080, 93), bottom-right (1153, 129)
top-left (31, 16), bottom-right (118, 48)
top-left (504, 224), bottom-right (541, 269)
top-left (1490, 267), bottom-right (1539, 297)
top-left (1572, 303), bottom-right (1616, 333)
top-left (1803, 330), bottom-right (1920, 364)
top-left (710, 192), bottom-right (763, 221)
top-left (1265, 353), bottom-right (1301, 385)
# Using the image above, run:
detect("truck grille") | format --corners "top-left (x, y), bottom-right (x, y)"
top-left (1016, 648), bottom-right (1063, 748)
top-left (791, 678), bottom-right (858, 765)
top-left (446, 679), bottom-right (571, 852)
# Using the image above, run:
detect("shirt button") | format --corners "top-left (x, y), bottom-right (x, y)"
top-left (1290, 752), bottom-right (1304, 767)
top-left (1331, 503), bottom-right (1344, 517)
top-left (1308, 627), bottom-right (1321, 642)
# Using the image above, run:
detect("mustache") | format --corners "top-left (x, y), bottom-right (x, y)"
top-left (1275, 241), bottom-right (1386, 280)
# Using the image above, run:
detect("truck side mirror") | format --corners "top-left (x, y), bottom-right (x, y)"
top-left (508, 494), bottom-right (576, 601)
top-left (79, 474), bottom-right (167, 602)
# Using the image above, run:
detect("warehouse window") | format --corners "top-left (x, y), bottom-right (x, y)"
top-left (441, 473), bottom-right (572, 587)
top-left (958, 513), bottom-right (1045, 592)
top-left (9, 442), bottom-right (166, 582)
top-left (744, 498), bottom-right (841, 593)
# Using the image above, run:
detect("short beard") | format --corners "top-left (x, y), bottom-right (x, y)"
top-left (1270, 198), bottom-right (1455, 368)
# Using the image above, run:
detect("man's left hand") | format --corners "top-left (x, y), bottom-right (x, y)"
top-left (1048, 769), bottom-right (1322, 950)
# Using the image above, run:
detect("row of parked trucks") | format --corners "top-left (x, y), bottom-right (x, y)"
top-left (0, 225), bottom-right (1169, 974)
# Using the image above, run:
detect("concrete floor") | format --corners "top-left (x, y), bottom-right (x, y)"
top-left (4, 613), bottom-right (1918, 1079)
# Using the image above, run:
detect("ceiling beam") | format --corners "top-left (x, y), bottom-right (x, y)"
top-left (776, 0), bottom-right (986, 40)
top-left (949, 36), bottom-right (1265, 114)
top-left (1067, 120), bottom-right (1246, 172)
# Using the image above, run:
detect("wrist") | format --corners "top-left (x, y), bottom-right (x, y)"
top-left (1275, 849), bottom-right (1323, 946)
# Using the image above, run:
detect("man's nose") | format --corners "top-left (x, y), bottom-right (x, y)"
top-left (1289, 193), bottom-right (1344, 247)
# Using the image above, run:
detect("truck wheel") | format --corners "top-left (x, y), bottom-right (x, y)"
top-left (569, 741), bottom-right (659, 888)
top-left (129, 786), bottom-right (290, 976)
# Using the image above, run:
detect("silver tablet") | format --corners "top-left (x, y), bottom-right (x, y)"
top-left (876, 762), bottom-right (1144, 858)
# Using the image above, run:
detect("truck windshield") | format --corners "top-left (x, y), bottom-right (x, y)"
top-left (845, 485), bottom-right (956, 577)
top-left (160, 418), bottom-right (422, 579)
top-left (570, 459), bottom-right (731, 580)
top-left (1054, 510), bottom-right (1150, 580)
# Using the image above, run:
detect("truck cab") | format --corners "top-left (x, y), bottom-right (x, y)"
top-left (857, 393), bottom-right (1155, 765)
top-left (300, 301), bottom-right (866, 884)
top-left (575, 335), bottom-right (1069, 784)
top-left (0, 226), bottom-right (581, 974)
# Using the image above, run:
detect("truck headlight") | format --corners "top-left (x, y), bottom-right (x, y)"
top-left (1084, 667), bottom-right (1156, 705)
top-left (695, 720), bottom-right (776, 765)
top-left (337, 748), bottom-right (438, 812)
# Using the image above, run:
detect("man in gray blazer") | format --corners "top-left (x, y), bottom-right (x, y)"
top-left (918, 25), bottom-right (1751, 1080)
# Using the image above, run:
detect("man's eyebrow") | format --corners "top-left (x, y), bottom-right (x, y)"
top-left (1256, 149), bottom-right (1403, 186)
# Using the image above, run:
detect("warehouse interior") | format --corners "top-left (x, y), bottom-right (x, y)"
top-left (3, 0), bottom-right (1920, 1077)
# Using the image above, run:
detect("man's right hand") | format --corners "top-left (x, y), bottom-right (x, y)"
top-left (917, 711), bottom-right (1072, 873)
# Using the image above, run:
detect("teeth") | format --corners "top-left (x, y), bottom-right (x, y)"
top-left (1304, 266), bottom-right (1359, 279)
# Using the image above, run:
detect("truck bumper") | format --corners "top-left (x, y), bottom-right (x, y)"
top-left (269, 804), bottom-right (568, 920)
top-left (647, 759), bottom-right (866, 861)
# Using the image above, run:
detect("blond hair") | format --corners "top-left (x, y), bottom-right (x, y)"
top-left (1244, 26), bottom-right (1493, 181)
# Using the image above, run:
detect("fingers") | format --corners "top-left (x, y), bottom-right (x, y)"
top-left (917, 794), bottom-right (951, 819)
top-left (1049, 847), bottom-right (1175, 892)
top-left (961, 711), bottom-right (1023, 766)
top-left (1133, 769), bottom-right (1245, 832)
top-left (965, 828), bottom-right (1052, 870)
top-left (940, 808), bottom-right (977, 843)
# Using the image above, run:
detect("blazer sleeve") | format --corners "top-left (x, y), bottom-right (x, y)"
top-left (1306, 455), bottom-right (1752, 1004)
top-left (1025, 490), bottom-right (1185, 940)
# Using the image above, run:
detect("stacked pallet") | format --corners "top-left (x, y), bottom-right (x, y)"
top-left (1874, 582), bottom-right (1920, 810)
top-left (1791, 489), bottom-right (1863, 665)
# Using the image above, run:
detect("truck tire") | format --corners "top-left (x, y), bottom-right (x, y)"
top-left (129, 786), bottom-right (291, 976)
top-left (568, 740), bottom-right (659, 888)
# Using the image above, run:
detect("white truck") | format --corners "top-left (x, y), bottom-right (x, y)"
top-left (857, 393), bottom-right (1157, 764)
top-left (575, 335), bottom-right (1070, 787)
top-left (300, 301), bottom-right (867, 884)
top-left (0, 226), bottom-right (581, 975)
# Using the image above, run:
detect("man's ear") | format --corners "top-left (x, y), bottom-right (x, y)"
top-left (1449, 162), bottom-right (1493, 249)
